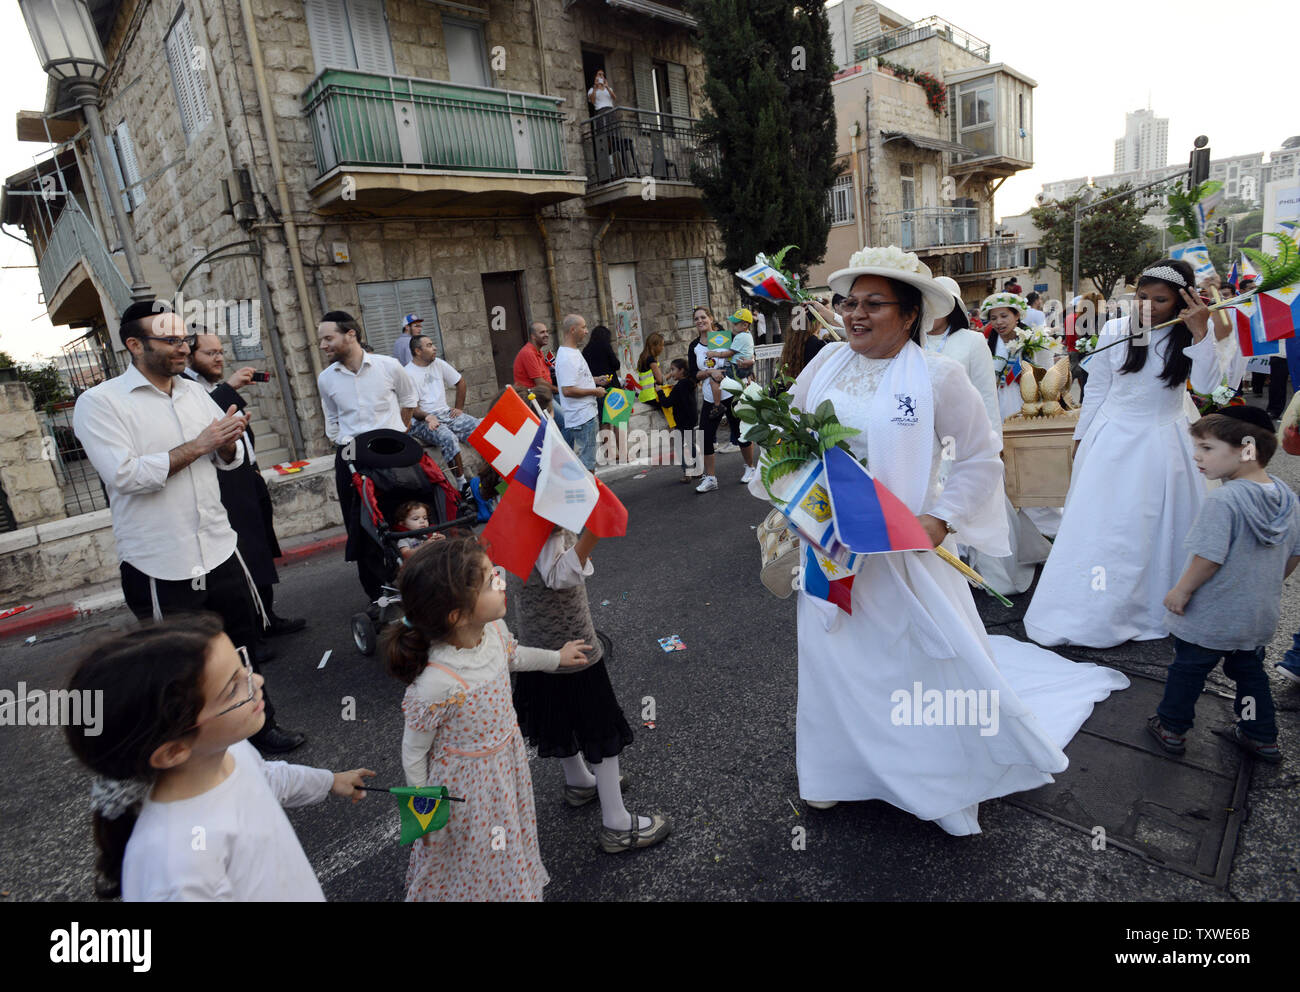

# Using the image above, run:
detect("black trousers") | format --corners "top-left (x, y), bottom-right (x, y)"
top-left (334, 447), bottom-right (385, 601)
top-left (120, 553), bottom-right (276, 726)
top-left (1269, 356), bottom-right (1290, 416)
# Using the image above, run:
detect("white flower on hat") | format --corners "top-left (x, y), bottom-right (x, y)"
top-left (848, 245), bottom-right (926, 275)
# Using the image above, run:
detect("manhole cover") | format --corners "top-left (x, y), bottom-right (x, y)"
top-left (1005, 671), bottom-right (1251, 887)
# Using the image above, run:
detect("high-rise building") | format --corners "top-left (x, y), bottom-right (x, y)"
top-left (1113, 108), bottom-right (1170, 173)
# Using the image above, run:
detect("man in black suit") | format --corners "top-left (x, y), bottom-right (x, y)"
top-left (186, 332), bottom-right (306, 655)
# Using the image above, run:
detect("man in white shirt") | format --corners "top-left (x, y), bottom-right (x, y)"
top-left (406, 334), bottom-right (480, 492)
top-left (392, 313), bottom-right (423, 366)
top-left (317, 310), bottom-right (418, 599)
top-left (74, 300), bottom-right (305, 753)
top-left (554, 313), bottom-right (605, 471)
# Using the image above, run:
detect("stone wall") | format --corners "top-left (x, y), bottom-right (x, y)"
top-left (0, 383), bottom-right (66, 529)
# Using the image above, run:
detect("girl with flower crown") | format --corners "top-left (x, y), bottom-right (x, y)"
top-left (761, 244), bottom-right (1127, 836)
top-left (1024, 258), bottom-right (1229, 648)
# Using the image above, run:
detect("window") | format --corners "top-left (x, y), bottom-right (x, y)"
top-left (356, 278), bottom-right (442, 360)
top-left (633, 54), bottom-right (689, 126)
top-left (900, 162), bottom-right (915, 211)
top-left (100, 121), bottom-right (145, 214)
top-left (671, 258), bottom-right (709, 328)
top-left (827, 174), bottom-right (854, 225)
top-left (165, 8), bottom-right (212, 139)
top-left (443, 16), bottom-right (490, 88)
top-left (956, 78), bottom-right (996, 157)
top-left (304, 0), bottom-right (395, 75)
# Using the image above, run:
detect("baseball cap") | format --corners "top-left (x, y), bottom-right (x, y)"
top-left (728, 308), bottom-right (755, 324)
top-left (404, 313), bottom-right (422, 327)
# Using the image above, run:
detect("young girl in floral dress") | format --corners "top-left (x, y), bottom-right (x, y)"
top-left (384, 537), bottom-right (589, 901)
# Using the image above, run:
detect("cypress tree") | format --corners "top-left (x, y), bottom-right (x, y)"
top-left (686, 0), bottom-right (842, 282)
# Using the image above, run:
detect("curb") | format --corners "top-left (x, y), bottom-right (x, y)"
top-left (0, 531), bottom-right (351, 642)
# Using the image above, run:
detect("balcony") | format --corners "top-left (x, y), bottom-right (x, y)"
top-left (882, 207), bottom-right (979, 252)
top-left (37, 208), bottom-right (133, 327)
top-left (931, 237), bottom-right (1031, 283)
top-left (578, 108), bottom-right (717, 216)
top-left (301, 70), bottom-right (586, 213)
top-left (855, 16), bottom-right (990, 63)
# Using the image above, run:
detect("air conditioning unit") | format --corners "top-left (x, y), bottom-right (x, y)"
top-left (221, 168), bottom-right (256, 226)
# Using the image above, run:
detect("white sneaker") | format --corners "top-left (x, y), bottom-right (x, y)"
top-left (695, 475), bottom-right (718, 493)
top-left (715, 442), bottom-right (737, 453)
top-left (741, 466), bottom-right (756, 484)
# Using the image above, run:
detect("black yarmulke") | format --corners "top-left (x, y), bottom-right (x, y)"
top-left (1214, 405), bottom-right (1276, 434)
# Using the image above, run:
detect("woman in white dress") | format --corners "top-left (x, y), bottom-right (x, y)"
top-left (1024, 259), bottom-right (1227, 648)
top-left (777, 246), bottom-right (1128, 835)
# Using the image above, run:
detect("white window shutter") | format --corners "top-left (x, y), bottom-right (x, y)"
top-left (115, 123), bottom-right (145, 210)
top-left (166, 9), bottom-right (212, 138)
top-left (347, 0), bottom-right (395, 75)
top-left (666, 62), bottom-right (689, 120)
top-left (358, 278), bottom-right (440, 359)
top-left (105, 131), bottom-right (130, 213)
top-left (305, 0), bottom-right (356, 71)
top-left (688, 257), bottom-right (709, 317)
top-left (395, 278), bottom-right (443, 357)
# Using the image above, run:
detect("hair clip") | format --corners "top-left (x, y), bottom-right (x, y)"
top-left (402, 616), bottom-right (415, 629)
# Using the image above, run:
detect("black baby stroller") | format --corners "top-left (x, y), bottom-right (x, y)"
top-left (343, 429), bottom-right (477, 654)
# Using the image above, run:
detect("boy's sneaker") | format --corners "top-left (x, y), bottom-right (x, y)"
top-left (1275, 660), bottom-right (1300, 686)
top-left (1146, 715), bottom-right (1186, 755)
top-left (695, 475), bottom-right (718, 493)
top-left (715, 441), bottom-right (737, 453)
top-left (741, 466), bottom-right (756, 484)
top-left (1213, 723), bottom-right (1283, 764)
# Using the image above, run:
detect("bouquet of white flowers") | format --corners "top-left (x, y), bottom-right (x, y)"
top-left (1009, 326), bottom-right (1059, 361)
top-left (1073, 333), bottom-right (1099, 355)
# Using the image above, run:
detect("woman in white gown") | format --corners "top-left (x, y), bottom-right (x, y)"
top-left (1024, 259), bottom-right (1227, 648)
top-left (777, 246), bottom-right (1128, 836)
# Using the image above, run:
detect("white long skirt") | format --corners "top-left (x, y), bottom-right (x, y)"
top-left (796, 544), bottom-right (1128, 835)
top-left (965, 496), bottom-right (1054, 596)
top-left (1023, 408), bottom-right (1205, 648)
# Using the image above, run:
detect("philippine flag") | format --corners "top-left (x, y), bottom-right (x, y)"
top-left (1234, 299), bottom-right (1282, 357)
top-left (801, 545), bottom-right (854, 614)
top-left (1257, 284), bottom-right (1300, 342)
top-left (823, 446), bottom-right (933, 554)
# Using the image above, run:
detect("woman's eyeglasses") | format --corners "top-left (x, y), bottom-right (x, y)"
top-left (842, 299), bottom-right (902, 316)
top-left (183, 646), bottom-right (256, 732)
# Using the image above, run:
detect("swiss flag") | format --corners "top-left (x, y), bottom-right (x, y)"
top-left (468, 387), bottom-right (541, 479)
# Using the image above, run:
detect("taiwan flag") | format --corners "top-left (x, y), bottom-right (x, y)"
top-left (468, 387), bottom-right (541, 479)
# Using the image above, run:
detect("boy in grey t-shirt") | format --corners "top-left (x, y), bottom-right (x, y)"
top-left (1150, 409), bottom-right (1300, 764)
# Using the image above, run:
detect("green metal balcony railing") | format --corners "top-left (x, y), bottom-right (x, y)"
top-left (38, 207), bottom-right (133, 319)
top-left (301, 70), bottom-right (570, 179)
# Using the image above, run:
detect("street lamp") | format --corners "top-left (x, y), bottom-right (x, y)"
top-left (20, 0), bottom-right (151, 302)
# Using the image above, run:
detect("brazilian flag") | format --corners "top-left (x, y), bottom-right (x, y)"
top-left (393, 786), bottom-right (451, 844)
top-left (708, 328), bottom-right (732, 351)
top-left (603, 388), bottom-right (633, 427)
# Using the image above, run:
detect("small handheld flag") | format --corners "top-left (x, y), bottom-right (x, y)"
top-left (392, 785), bottom-right (453, 844)
top-left (603, 388), bottom-right (633, 427)
top-left (468, 387), bottom-right (542, 479)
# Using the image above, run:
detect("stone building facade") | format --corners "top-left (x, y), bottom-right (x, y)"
top-left (8, 0), bottom-right (730, 467)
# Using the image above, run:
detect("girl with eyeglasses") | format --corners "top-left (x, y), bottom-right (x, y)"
top-left (385, 537), bottom-right (591, 900)
top-left (64, 612), bottom-right (375, 900)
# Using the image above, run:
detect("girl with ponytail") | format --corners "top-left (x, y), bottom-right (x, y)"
top-left (65, 613), bottom-right (374, 900)
top-left (385, 536), bottom-right (589, 901)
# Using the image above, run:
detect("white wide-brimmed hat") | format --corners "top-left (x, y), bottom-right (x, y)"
top-left (932, 275), bottom-right (963, 308)
top-left (828, 245), bottom-right (955, 332)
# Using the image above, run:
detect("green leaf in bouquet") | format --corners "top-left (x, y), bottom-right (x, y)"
top-left (814, 423), bottom-right (861, 452)
top-left (746, 426), bottom-right (773, 445)
top-left (814, 399), bottom-right (836, 423)
top-left (734, 407), bottom-right (759, 423)
top-left (761, 454), bottom-right (812, 503)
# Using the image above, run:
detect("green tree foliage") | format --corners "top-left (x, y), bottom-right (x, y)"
top-left (1031, 185), bottom-right (1163, 296)
top-left (0, 350), bottom-right (69, 407)
top-left (686, 0), bottom-right (843, 281)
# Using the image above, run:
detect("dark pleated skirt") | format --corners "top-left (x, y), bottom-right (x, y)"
top-left (512, 633), bottom-right (633, 762)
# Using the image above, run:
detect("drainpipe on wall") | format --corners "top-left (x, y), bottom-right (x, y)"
top-left (593, 212), bottom-right (615, 327)
top-left (239, 0), bottom-right (323, 382)
top-left (850, 124), bottom-right (864, 249)
top-left (863, 92), bottom-right (876, 244)
top-left (532, 0), bottom-right (549, 94)
top-left (534, 214), bottom-right (563, 331)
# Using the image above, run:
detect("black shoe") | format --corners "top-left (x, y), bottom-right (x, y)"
top-left (252, 725), bottom-right (307, 754)
top-left (266, 615), bottom-right (307, 637)
top-left (252, 643), bottom-right (277, 665)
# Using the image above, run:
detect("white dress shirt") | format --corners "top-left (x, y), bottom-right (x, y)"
top-left (184, 367), bottom-right (256, 465)
top-left (317, 352), bottom-right (418, 444)
top-left (73, 363), bottom-right (245, 581)
top-left (408, 357), bottom-right (462, 418)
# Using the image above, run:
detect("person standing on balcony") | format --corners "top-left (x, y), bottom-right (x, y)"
top-left (317, 310), bottom-right (418, 601)
top-left (73, 300), bottom-right (306, 755)
top-left (392, 314), bottom-right (424, 367)
top-left (587, 69), bottom-right (616, 111)
top-left (185, 333), bottom-right (307, 651)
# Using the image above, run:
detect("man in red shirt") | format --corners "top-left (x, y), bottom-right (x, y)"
top-left (513, 321), bottom-right (564, 429)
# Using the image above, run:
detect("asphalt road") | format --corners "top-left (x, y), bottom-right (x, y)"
top-left (3, 444), bottom-right (1299, 902)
